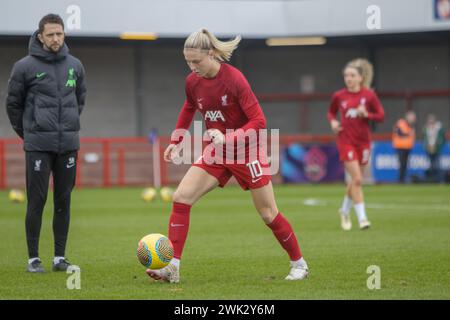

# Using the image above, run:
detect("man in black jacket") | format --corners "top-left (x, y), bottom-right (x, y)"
top-left (6, 14), bottom-right (86, 273)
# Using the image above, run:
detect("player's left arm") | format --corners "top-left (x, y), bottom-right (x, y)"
top-left (235, 72), bottom-right (266, 132)
top-left (366, 92), bottom-right (385, 122)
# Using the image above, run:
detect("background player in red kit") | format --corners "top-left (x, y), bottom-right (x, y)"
top-left (146, 29), bottom-right (309, 283)
top-left (327, 58), bottom-right (385, 231)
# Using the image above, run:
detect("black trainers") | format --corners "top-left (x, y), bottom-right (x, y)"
top-left (52, 258), bottom-right (72, 272)
top-left (26, 259), bottom-right (45, 273)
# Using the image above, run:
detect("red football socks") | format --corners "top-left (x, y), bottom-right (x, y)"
top-left (267, 212), bottom-right (302, 261)
top-left (168, 202), bottom-right (191, 259)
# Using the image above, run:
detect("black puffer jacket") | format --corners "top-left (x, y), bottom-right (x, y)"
top-left (6, 30), bottom-right (86, 153)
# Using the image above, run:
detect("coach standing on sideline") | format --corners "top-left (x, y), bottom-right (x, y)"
top-left (6, 14), bottom-right (86, 273)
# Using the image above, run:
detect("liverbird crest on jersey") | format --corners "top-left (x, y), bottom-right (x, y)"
top-left (221, 94), bottom-right (228, 106)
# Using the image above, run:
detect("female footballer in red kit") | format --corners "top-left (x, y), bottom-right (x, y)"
top-left (146, 29), bottom-right (309, 283)
top-left (327, 58), bottom-right (385, 231)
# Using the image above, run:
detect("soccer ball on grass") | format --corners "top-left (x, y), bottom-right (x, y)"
top-left (141, 187), bottom-right (157, 202)
top-left (137, 233), bottom-right (174, 269)
top-left (160, 187), bottom-right (174, 202)
top-left (8, 189), bottom-right (25, 203)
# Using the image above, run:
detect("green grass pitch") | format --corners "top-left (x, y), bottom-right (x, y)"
top-left (0, 184), bottom-right (449, 299)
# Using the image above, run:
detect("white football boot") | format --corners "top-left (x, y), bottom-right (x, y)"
top-left (339, 209), bottom-right (352, 231)
top-left (285, 263), bottom-right (309, 280)
top-left (146, 263), bottom-right (179, 283)
top-left (359, 219), bottom-right (371, 230)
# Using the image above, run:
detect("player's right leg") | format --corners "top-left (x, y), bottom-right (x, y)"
top-left (344, 160), bottom-right (370, 230)
top-left (146, 166), bottom-right (220, 283)
top-left (25, 151), bottom-right (53, 273)
top-left (339, 182), bottom-right (352, 231)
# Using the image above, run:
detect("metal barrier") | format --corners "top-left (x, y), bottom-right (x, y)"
top-left (0, 133), bottom-right (401, 189)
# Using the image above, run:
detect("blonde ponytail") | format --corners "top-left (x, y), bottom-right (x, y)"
top-left (345, 58), bottom-right (374, 89)
top-left (184, 28), bottom-right (241, 62)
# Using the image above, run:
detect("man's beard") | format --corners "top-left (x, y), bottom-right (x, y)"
top-left (44, 43), bottom-right (62, 53)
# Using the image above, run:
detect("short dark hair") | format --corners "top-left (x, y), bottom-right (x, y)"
top-left (38, 14), bottom-right (64, 34)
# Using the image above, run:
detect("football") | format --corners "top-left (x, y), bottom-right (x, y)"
top-left (160, 187), bottom-right (174, 202)
top-left (137, 233), bottom-right (174, 269)
top-left (141, 187), bottom-right (157, 202)
top-left (8, 189), bottom-right (25, 203)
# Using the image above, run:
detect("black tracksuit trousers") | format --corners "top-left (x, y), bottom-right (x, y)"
top-left (25, 151), bottom-right (77, 259)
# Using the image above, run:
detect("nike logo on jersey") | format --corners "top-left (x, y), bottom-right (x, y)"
top-left (197, 98), bottom-right (203, 109)
top-left (251, 177), bottom-right (262, 183)
top-left (205, 110), bottom-right (225, 122)
top-left (36, 72), bottom-right (46, 78)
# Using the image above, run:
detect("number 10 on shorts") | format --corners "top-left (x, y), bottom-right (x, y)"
top-left (247, 160), bottom-right (263, 180)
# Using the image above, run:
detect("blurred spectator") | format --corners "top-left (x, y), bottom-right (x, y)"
top-left (436, 0), bottom-right (450, 20)
top-left (423, 114), bottom-right (446, 182)
top-left (392, 111), bottom-right (416, 183)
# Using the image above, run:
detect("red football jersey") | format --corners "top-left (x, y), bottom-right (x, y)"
top-left (171, 63), bottom-right (266, 144)
top-left (327, 87), bottom-right (385, 146)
